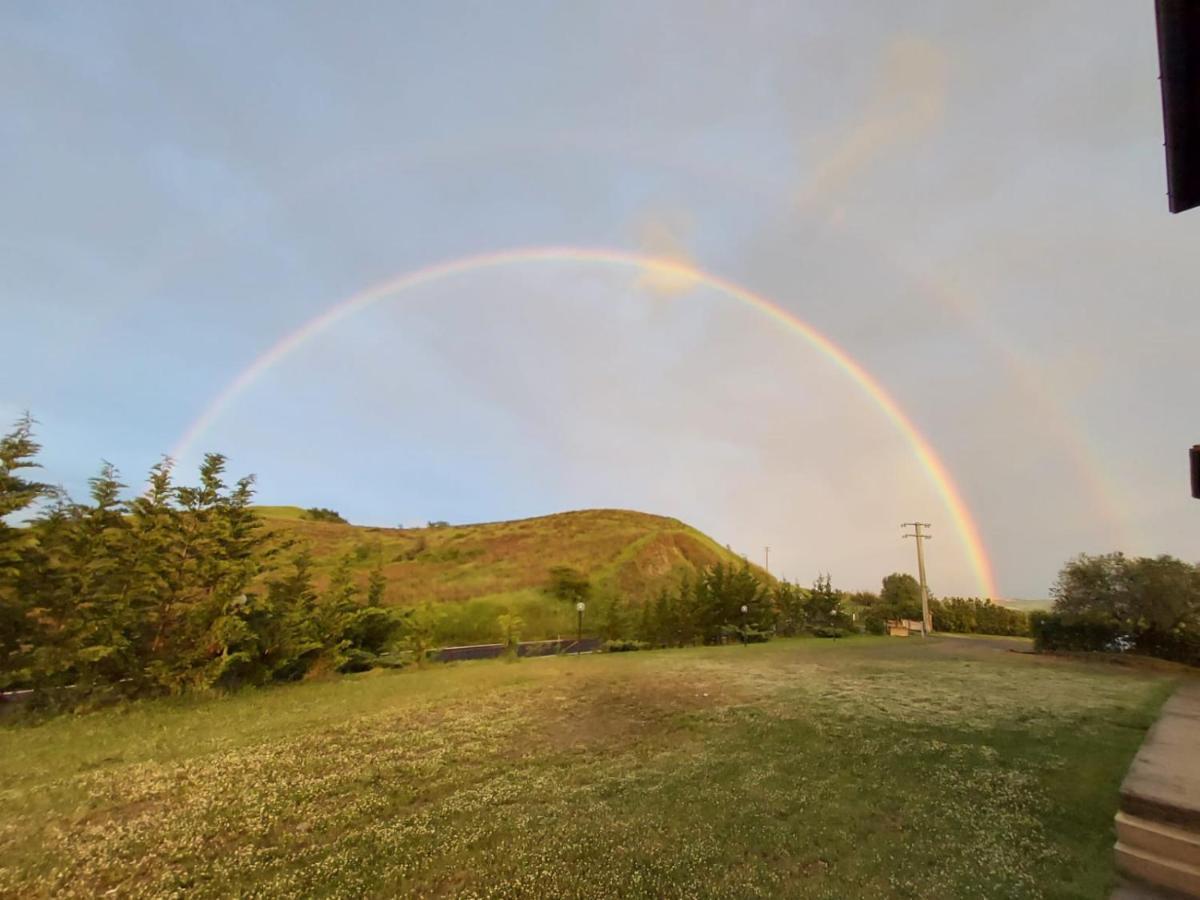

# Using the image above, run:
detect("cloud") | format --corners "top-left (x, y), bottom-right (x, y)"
top-left (633, 211), bottom-right (701, 298)
top-left (798, 35), bottom-right (949, 210)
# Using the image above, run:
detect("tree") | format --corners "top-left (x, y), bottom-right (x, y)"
top-left (497, 613), bottom-right (524, 655)
top-left (0, 414), bottom-right (49, 571)
top-left (1052, 553), bottom-right (1200, 634)
top-left (691, 562), bottom-right (767, 644)
top-left (546, 566), bottom-right (590, 605)
top-left (880, 573), bottom-right (923, 621)
top-left (0, 415), bottom-right (50, 686)
top-left (367, 565), bottom-right (387, 607)
top-left (600, 594), bottom-right (627, 640)
top-left (807, 574), bottom-right (841, 627)
top-left (400, 604), bottom-right (439, 666)
top-left (650, 589), bottom-right (674, 646)
top-left (772, 581), bottom-right (807, 636)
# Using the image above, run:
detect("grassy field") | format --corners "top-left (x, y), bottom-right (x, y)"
top-left (254, 506), bottom-right (766, 643)
top-left (0, 636), bottom-right (1175, 899)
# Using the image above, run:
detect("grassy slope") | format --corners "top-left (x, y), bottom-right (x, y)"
top-left (0, 636), bottom-right (1175, 898)
top-left (256, 507), bottom-right (767, 643)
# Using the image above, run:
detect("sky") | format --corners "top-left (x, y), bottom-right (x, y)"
top-left (2, 1), bottom-right (1197, 600)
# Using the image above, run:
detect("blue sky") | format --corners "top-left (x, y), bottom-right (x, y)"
top-left (3, 1), bottom-right (1197, 598)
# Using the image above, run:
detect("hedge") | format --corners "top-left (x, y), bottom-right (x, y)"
top-left (1030, 612), bottom-right (1200, 667)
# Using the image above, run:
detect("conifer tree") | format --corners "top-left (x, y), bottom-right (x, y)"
top-left (0, 415), bottom-right (50, 687)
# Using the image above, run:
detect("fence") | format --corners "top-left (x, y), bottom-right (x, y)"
top-left (435, 637), bottom-right (603, 662)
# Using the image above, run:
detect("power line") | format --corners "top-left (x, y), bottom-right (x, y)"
top-left (901, 522), bottom-right (933, 636)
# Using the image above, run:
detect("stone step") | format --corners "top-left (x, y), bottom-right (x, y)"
top-left (1118, 681), bottom-right (1200, 833)
top-left (1116, 841), bottom-right (1200, 898)
top-left (1118, 812), bottom-right (1200, 870)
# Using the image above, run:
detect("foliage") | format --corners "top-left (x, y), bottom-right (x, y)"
top-left (602, 639), bottom-right (648, 652)
top-left (0, 417), bottom-right (404, 700)
top-left (546, 565), bottom-right (591, 604)
top-left (807, 573), bottom-right (842, 627)
top-left (1031, 611), bottom-right (1200, 666)
top-left (931, 597), bottom-right (1029, 636)
top-left (599, 593), bottom-right (627, 640)
top-left (1033, 552), bottom-right (1200, 666)
top-left (302, 507), bottom-right (347, 524)
top-left (880, 572), bottom-right (924, 620)
top-left (497, 613), bottom-right (524, 654)
top-left (862, 614), bottom-right (887, 635)
top-left (398, 603), bottom-right (439, 665)
top-left (770, 580), bottom-right (807, 636)
top-left (1053, 552), bottom-right (1200, 634)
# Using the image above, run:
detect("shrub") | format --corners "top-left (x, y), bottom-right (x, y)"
top-left (303, 507), bottom-right (347, 524)
top-left (812, 626), bottom-right (848, 639)
top-left (1030, 612), bottom-right (1200, 666)
top-left (862, 613), bottom-right (887, 635)
top-left (603, 639), bottom-right (649, 653)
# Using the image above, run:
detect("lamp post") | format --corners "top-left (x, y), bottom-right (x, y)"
top-left (740, 604), bottom-right (749, 645)
top-left (576, 601), bottom-right (585, 652)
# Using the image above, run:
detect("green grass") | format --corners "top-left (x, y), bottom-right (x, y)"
top-left (0, 636), bottom-right (1174, 898)
top-left (252, 505), bottom-right (311, 520)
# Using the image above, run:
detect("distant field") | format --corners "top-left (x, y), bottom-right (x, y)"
top-left (0, 636), bottom-right (1173, 898)
top-left (252, 506), bottom-right (765, 644)
top-left (1002, 598), bottom-right (1053, 612)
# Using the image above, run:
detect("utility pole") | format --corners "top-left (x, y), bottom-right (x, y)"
top-left (764, 546), bottom-right (770, 576)
top-left (901, 523), bottom-right (933, 636)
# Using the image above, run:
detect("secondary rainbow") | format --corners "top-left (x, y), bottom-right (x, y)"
top-left (171, 246), bottom-right (1000, 599)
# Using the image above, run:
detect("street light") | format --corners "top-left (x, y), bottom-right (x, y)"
top-left (576, 601), bottom-right (585, 652)
top-left (740, 604), bottom-right (749, 646)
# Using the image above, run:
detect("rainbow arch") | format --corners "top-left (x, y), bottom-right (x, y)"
top-left (171, 246), bottom-right (1000, 599)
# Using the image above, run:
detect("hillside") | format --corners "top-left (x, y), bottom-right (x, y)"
top-left (255, 507), bottom-right (767, 644)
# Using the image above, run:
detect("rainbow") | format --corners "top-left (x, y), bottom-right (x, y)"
top-left (171, 246), bottom-right (1000, 598)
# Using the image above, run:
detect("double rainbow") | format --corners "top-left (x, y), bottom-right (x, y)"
top-left (171, 246), bottom-right (1000, 599)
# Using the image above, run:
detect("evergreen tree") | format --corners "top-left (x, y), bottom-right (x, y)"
top-left (601, 594), bottom-right (627, 640)
top-left (367, 565), bottom-right (387, 607)
top-left (0, 415), bottom-right (50, 687)
top-left (638, 599), bottom-right (653, 644)
top-left (650, 589), bottom-right (671, 647)
top-left (808, 574), bottom-right (841, 627)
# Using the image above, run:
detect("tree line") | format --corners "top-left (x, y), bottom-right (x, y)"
top-left (550, 565), bottom-right (1027, 650)
top-left (2, 414), bottom-right (1036, 708)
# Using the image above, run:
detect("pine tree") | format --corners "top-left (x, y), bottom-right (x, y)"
top-left (0, 415), bottom-right (50, 688)
top-left (651, 589), bottom-right (671, 647)
top-left (367, 565), bottom-right (387, 607)
top-left (637, 599), bottom-right (653, 644)
top-left (601, 594), bottom-right (627, 640)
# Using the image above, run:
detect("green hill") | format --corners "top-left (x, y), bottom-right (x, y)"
top-left (255, 507), bottom-right (767, 644)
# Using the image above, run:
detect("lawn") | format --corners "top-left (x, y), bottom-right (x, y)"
top-left (0, 636), bottom-right (1175, 899)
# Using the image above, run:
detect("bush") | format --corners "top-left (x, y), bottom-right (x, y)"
top-left (303, 507), bottom-right (347, 524)
top-left (603, 639), bottom-right (649, 653)
top-left (862, 613), bottom-right (887, 636)
top-left (1031, 612), bottom-right (1200, 666)
top-left (812, 626), bottom-right (848, 639)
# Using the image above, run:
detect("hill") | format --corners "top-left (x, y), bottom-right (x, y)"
top-left (255, 507), bottom-right (767, 644)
